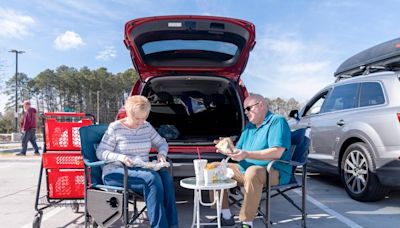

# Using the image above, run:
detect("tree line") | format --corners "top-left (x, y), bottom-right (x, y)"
top-left (0, 65), bottom-right (300, 133)
top-left (0, 65), bottom-right (137, 133)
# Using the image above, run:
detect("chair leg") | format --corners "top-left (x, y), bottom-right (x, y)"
top-left (302, 167), bottom-right (307, 228)
top-left (265, 173), bottom-right (271, 228)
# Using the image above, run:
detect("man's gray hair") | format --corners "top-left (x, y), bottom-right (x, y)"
top-left (249, 93), bottom-right (267, 106)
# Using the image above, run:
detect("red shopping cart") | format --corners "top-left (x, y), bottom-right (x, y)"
top-left (33, 112), bottom-right (95, 228)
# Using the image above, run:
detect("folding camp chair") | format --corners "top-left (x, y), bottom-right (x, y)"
top-left (79, 124), bottom-right (146, 228)
top-left (262, 128), bottom-right (310, 227)
top-left (229, 128), bottom-right (310, 228)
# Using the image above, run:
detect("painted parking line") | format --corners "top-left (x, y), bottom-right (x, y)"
top-left (294, 189), bottom-right (363, 228)
top-left (20, 207), bottom-right (65, 228)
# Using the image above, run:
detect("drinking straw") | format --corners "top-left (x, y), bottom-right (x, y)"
top-left (197, 147), bottom-right (201, 159)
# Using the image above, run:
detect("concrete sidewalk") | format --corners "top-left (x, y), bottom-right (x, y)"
top-left (0, 141), bottom-right (44, 154)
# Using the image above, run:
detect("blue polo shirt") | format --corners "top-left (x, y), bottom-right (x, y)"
top-left (236, 111), bottom-right (292, 185)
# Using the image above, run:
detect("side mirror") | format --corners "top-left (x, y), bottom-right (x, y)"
top-left (289, 110), bottom-right (299, 120)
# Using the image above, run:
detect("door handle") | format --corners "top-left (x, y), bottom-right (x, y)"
top-left (337, 119), bottom-right (345, 126)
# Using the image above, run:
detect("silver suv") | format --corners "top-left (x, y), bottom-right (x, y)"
top-left (289, 38), bottom-right (400, 201)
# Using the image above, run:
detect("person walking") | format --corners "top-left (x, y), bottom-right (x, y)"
top-left (16, 100), bottom-right (40, 156)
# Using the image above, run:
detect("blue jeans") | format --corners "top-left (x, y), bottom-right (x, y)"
top-left (21, 128), bottom-right (39, 154)
top-left (104, 167), bottom-right (178, 228)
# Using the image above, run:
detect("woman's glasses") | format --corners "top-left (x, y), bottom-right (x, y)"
top-left (244, 102), bottom-right (260, 112)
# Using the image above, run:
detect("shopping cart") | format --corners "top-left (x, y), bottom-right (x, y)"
top-left (33, 112), bottom-right (95, 228)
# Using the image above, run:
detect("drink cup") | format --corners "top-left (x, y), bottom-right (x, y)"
top-left (193, 159), bottom-right (207, 184)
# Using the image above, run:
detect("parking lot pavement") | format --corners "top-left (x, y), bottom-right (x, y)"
top-left (1, 157), bottom-right (400, 228)
top-left (0, 141), bottom-right (44, 154)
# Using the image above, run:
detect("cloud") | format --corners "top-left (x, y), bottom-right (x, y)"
top-left (54, 31), bottom-right (84, 50)
top-left (95, 46), bottom-right (117, 61)
top-left (0, 7), bottom-right (35, 38)
top-left (243, 30), bottom-right (335, 103)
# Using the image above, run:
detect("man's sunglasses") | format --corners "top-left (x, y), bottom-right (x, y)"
top-left (244, 102), bottom-right (260, 112)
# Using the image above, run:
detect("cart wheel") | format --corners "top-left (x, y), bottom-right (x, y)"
top-left (32, 213), bottom-right (42, 228)
top-left (72, 201), bottom-right (79, 213)
top-left (88, 215), bottom-right (98, 228)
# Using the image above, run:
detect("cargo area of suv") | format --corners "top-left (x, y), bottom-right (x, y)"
top-left (120, 15), bottom-right (256, 176)
top-left (143, 76), bottom-right (244, 144)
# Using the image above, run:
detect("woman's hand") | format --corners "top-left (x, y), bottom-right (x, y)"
top-left (157, 154), bottom-right (167, 163)
top-left (121, 156), bottom-right (134, 166)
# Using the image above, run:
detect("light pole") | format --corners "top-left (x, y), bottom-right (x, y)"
top-left (9, 49), bottom-right (25, 132)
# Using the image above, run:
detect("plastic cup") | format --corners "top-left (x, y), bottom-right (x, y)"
top-left (193, 159), bottom-right (207, 184)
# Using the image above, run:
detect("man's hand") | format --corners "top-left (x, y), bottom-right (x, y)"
top-left (157, 154), bottom-right (167, 163)
top-left (229, 149), bottom-right (248, 161)
top-left (213, 137), bottom-right (223, 145)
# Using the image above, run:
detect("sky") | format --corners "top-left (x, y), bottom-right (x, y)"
top-left (1, 0), bottom-right (400, 114)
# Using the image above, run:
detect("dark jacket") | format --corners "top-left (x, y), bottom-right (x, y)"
top-left (20, 107), bottom-right (37, 131)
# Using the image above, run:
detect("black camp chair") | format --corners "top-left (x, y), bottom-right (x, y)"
top-left (229, 128), bottom-right (310, 227)
top-left (79, 124), bottom-right (146, 227)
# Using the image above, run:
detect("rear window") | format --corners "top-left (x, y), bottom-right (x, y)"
top-left (140, 38), bottom-right (240, 67)
top-left (359, 82), bottom-right (385, 107)
top-left (143, 40), bottom-right (238, 56)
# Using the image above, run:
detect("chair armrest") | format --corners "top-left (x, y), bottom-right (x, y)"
top-left (266, 160), bottom-right (304, 172)
top-left (83, 159), bottom-right (127, 167)
top-left (83, 159), bottom-right (105, 167)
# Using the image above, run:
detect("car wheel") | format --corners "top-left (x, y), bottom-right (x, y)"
top-left (340, 142), bottom-right (389, 202)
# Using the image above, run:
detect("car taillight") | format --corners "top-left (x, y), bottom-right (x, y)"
top-left (398, 113), bottom-right (400, 122)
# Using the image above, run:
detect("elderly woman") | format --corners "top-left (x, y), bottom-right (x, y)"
top-left (96, 95), bottom-right (178, 228)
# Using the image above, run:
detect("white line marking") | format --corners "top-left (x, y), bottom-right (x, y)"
top-left (0, 164), bottom-right (12, 169)
top-left (21, 207), bottom-right (65, 228)
top-left (294, 189), bottom-right (363, 228)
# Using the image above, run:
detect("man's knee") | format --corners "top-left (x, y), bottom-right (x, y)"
top-left (244, 166), bottom-right (266, 184)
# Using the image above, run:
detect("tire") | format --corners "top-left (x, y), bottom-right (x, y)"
top-left (340, 142), bottom-right (390, 202)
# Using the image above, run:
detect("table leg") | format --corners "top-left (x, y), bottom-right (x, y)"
top-left (215, 190), bottom-right (222, 228)
top-left (191, 189), bottom-right (199, 228)
top-left (196, 190), bottom-right (200, 228)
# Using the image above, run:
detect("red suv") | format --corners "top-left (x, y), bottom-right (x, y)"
top-left (118, 15), bottom-right (256, 177)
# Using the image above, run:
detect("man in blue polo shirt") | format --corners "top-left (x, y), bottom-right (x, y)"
top-left (215, 93), bottom-right (291, 228)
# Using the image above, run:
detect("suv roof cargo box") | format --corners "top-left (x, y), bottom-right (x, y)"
top-left (335, 37), bottom-right (400, 78)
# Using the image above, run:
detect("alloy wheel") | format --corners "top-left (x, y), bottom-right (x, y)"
top-left (343, 149), bottom-right (368, 194)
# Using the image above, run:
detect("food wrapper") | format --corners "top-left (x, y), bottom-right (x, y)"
top-left (131, 157), bottom-right (170, 171)
top-left (215, 137), bottom-right (236, 154)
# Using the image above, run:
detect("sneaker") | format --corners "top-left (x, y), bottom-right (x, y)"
top-left (15, 152), bottom-right (26, 156)
top-left (34, 152), bottom-right (40, 156)
top-left (240, 224), bottom-right (252, 228)
top-left (220, 214), bottom-right (235, 226)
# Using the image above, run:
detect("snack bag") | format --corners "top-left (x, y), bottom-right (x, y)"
top-left (204, 161), bottom-right (230, 184)
top-left (204, 164), bottom-right (218, 185)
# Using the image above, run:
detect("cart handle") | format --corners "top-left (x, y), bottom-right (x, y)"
top-left (44, 112), bottom-right (89, 117)
top-left (41, 112), bottom-right (96, 123)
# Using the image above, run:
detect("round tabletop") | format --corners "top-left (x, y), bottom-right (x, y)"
top-left (180, 177), bottom-right (237, 190)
